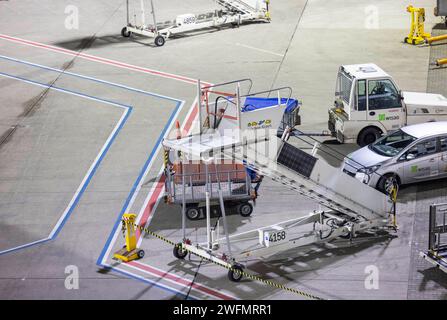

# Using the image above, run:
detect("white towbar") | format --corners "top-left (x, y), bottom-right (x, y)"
top-left (163, 79), bottom-right (397, 282)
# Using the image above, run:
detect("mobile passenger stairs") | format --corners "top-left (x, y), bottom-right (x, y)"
top-left (162, 79), bottom-right (398, 282)
top-left (121, 0), bottom-right (270, 46)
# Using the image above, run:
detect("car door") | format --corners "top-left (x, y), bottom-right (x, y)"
top-left (438, 136), bottom-right (447, 178)
top-left (366, 79), bottom-right (405, 130)
top-left (402, 137), bottom-right (440, 183)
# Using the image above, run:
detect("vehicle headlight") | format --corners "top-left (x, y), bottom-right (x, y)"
top-left (357, 165), bottom-right (381, 175)
top-left (355, 165), bottom-right (381, 184)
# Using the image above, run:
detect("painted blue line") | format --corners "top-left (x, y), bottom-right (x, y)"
top-left (96, 98), bottom-right (182, 266)
top-left (108, 265), bottom-right (197, 300)
top-left (0, 71), bottom-right (132, 256)
top-left (0, 72), bottom-right (133, 110)
top-left (0, 238), bottom-right (52, 256)
top-left (0, 55), bottom-right (181, 103)
top-left (0, 58), bottom-right (189, 299)
top-left (51, 105), bottom-right (131, 238)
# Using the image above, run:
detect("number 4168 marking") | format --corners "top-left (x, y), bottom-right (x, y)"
top-left (268, 231), bottom-right (286, 243)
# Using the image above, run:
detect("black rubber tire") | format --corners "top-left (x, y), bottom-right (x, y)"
top-left (357, 127), bottom-right (382, 147)
top-left (137, 250), bottom-right (145, 259)
top-left (404, 37), bottom-right (408, 43)
top-left (237, 202), bottom-right (253, 217)
top-left (228, 264), bottom-right (244, 282)
top-left (173, 243), bottom-right (187, 259)
top-left (186, 207), bottom-right (201, 220)
top-left (377, 174), bottom-right (399, 195)
top-left (154, 35), bottom-right (165, 47)
top-left (121, 27), bottom-right (131, 37)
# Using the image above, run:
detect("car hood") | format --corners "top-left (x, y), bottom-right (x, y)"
top-left (343, 145), bottom-right (391, 173)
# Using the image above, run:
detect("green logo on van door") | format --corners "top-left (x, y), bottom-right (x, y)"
top-left (378, 114), bottom-right (385, 121)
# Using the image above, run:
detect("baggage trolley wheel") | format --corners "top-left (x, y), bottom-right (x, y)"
top-left (121, 27), bottom-right (131, 37)
top-left (154, 35), bottom-right (165, 47)
top-left (186, 207), bottom-right (201, 220)
top-left (228, 264), bottom-right (244, 282)
top-left (237, 202), bottom-right (253, 217)
top-left (137, 249), bottom-right (145, 259)
top-left (173, 243), bottom-right (188, 259)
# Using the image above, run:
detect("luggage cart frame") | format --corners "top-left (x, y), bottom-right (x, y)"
top-left (165, 162), bottom-right (255, 220)
top-left (420, 203), bottom-right (447, 273)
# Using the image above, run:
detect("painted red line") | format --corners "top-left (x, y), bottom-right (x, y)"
top-left (135, 100), bottom-right (198, 240)
top-left (183, 105), bottom-right (198, 134)
top-left (0, 34), bottom-right (211, 86)
top-left (136, 176), bottom-right (165, 240)
top-left (129, 261), bottom-right (234, 300)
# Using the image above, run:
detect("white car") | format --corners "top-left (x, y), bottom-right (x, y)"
top-left (342, 122), bottom-right (447, 193)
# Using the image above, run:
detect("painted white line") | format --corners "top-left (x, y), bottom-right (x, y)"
top-left (108, 264), bottom-right (200, 300)
top-left (235, 42), bottom-right (285, 57)
top-left (100, 100), bottom-right (187, 264)
top-left (126, 262), bottom-right (237, 300)
top-left (0, 55), bottom-right (180, 102)
top-left (0, 34), bottom-right (211, 86)
top-left (0, 72), bottom-right (130, 254)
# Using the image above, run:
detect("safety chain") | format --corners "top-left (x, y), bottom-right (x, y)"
top-left (128, 221), bottom-right (325, 300)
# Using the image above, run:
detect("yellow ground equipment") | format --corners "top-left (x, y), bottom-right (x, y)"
top-left (437, 57), bottom-right (447, 66)
top-left (405, 5), bottom-right (431, 45)
top-left (113, 213), bottom-right (145, 262)
top-left (425, 33), bottom-right (447, 44)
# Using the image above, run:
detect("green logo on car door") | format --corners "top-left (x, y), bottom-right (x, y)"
top-left (378, 114), bottom-right (385, 121)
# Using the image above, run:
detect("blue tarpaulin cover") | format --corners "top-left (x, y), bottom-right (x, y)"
top-left (242, 97), bottom-right (299, 113)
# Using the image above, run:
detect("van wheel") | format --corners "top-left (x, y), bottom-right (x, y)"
top-left (358, 127), bottom-right (382, 147)
top-left (377, 174), bottom-right (399, 195)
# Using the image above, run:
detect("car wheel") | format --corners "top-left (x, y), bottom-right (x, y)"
top-left (378, 174), bottom-right (399, 195)
top-left (358, 127), bottom-right (381, 147)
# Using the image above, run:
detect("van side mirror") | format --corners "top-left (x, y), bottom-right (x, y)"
top-left (399, 90), bottom-right (404, 101)
top-left (406, 153), bottom-right (416, 161)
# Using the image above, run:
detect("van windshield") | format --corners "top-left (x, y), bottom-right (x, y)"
top-left (369, 129), bottom-right (416, 157)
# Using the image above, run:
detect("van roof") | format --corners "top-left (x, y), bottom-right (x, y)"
top-left (402, 121), bottom-right (447, 139)
top-left (341, 63), bottom-right (390, 80)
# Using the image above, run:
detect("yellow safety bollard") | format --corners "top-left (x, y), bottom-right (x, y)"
top-left (425, 34), bottom-right (447, 44)
top-left (437, 58), bottom-right (447, 66)
top-left (265, 0), bottom-right (271, 21)
top-left (113, 213), bottom-right (145, 262)
top-left (404, 5), bottom-right (431, 45)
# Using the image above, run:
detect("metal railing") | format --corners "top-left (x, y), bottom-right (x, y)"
top-left (428, 203), bottom-right (447, 253)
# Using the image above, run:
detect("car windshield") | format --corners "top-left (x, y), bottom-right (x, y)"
top-left (369, 129), bottom-right (417, 157)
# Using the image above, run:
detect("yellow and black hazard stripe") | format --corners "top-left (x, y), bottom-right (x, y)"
top-left (125, 221), bottom-right (325, 300)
